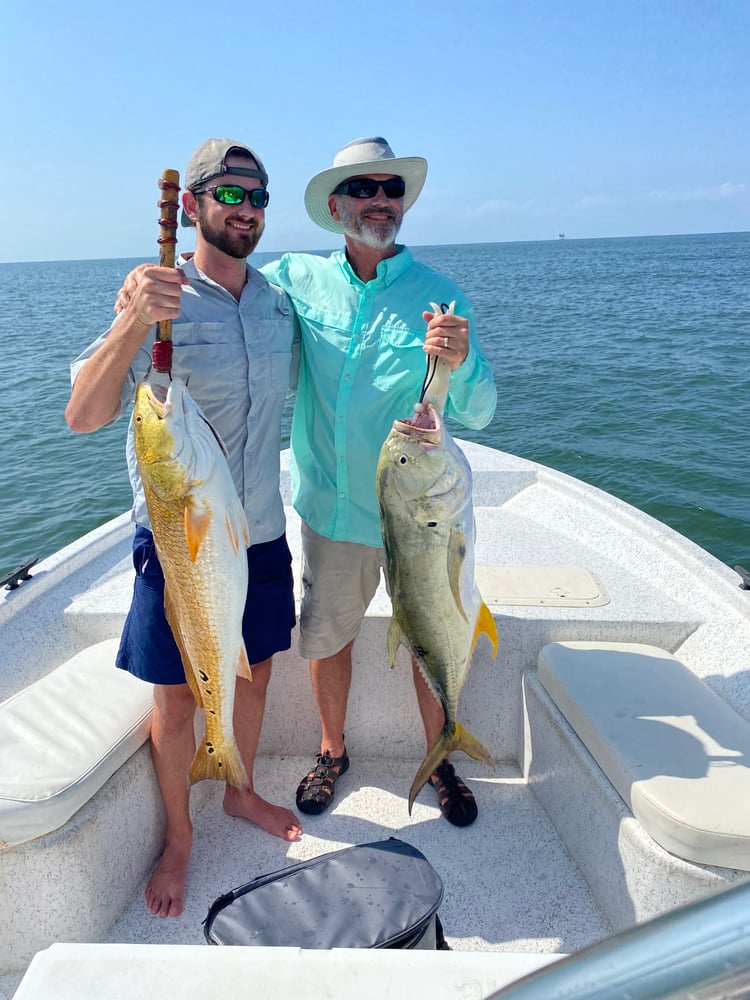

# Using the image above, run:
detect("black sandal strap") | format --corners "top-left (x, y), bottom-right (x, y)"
top-left (296, 748), bottom-right (349, 815)
top-left (430, 761), bottom-right (478, 827)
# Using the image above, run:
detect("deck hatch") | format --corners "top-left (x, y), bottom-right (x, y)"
top-left (476, 565), bottom-right (609, 607)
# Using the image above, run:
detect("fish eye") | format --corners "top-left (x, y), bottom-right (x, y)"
top-left (398, 455), bottom-right (408, 465)
top-left (427, 521), bottom-right (438, 527)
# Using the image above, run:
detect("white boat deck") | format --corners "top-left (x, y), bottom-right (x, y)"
top-left (2, 441), bottom-right (749, 999)
top-left (104, 758), bottom-right (610, 955)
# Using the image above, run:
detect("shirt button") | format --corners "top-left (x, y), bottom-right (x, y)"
top-left (344, 375), bottom-right (350, 381)
top-left (339, 492), bottom-right (345, 498)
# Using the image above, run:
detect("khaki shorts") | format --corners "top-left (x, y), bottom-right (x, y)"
top-left (299, 522), bottom-right (388, 660)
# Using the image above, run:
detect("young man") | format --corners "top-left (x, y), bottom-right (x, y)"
top-left (66, 138), bottom-right (301, 919)
top-left (261, 138), bottom-right (497, 826)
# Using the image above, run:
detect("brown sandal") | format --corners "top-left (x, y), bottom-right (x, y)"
top-left (296, 747), bottom-right (350, 815)
top-left (429, 761), bottom-right (478, 827)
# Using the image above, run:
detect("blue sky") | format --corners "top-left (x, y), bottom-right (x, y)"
top-left (1, 0), bottom-right (747, 262)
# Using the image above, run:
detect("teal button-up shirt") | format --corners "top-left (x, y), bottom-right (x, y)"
top-left (262, 246), bottom-right (497, 548)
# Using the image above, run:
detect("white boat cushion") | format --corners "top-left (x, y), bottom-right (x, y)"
top-left (538, 641), bottom-right (750, 871)
top-left (0, 639), bottom-right (153, 847)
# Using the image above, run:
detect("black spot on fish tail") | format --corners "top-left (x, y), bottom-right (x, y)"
top-left (199, 670), bottom-right (209, 682)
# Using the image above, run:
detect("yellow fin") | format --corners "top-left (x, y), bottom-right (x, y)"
top-left (407, 721), bottom-right (494, 814)
top-left (184, 499), bottom-right (212, 562)
top-left (226, 504), bottom-right (250, 554)
top-left (189, 737), bottom-right (249, 789)
top-left (236, 643), bottom-right (253, 682)
top-left (471, 601), bottom-right (499, 659)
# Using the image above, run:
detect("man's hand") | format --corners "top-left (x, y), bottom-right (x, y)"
top-left (115, 264), bottom-right (187, 323)
top-left (422, 308), bottom-right (470, 369)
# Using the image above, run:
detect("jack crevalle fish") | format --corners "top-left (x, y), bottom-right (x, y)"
top-left (133, 376), bottom-right (251, 789)
top-left (376, 320), bottom-right (498, 813)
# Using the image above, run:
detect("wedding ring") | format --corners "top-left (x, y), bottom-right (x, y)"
top-left (444, 337), bottom-right (449, 348)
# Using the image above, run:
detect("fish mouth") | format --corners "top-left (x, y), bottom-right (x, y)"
top-left (141, 379), bottom-right (178, 418)
top-left (392, 402), bottom-right (443, 447)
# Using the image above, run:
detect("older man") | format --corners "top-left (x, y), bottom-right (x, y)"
top-left (261, 137), bottom-right (497, 826)
top-left (66, 138), bottom-right (302, 920)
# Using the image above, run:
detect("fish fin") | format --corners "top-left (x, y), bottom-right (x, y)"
top-left (164, 588), bottom-right (204, 706)
top-left (407, 721), bottom-right (494, 814)
top-left (189, 738), bottom-right (249, 789)
top-left (225, 504), bottom-right (250, 556)
top-left (225, 509), bottom-right (241, 556)
top-left (386, 618), bottom-right (407, 667)
top-left (472, 601), bottom-right (499, 659)
top-left (184, 500), bottom-right (212, 562)
top-left (447, 527), bottom-right (469, 622)
top-left (236, 643), bottom-right (253, 682)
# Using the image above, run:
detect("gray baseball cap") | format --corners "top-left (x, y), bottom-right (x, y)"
top-left (181, 138), bottom-right (268, 227)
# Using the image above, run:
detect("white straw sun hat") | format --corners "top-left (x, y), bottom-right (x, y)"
top-left (304, 137), bottom-right (428, 233)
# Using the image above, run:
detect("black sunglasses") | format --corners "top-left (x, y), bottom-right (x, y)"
top-left (193, 184), bottom-right (270, 209)
top-left (333, 177), bottom-right (406, 200)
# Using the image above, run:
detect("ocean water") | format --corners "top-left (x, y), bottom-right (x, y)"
top-left (0, 232), bottom-right (748, 581)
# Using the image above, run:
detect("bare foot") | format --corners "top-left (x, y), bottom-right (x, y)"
top-left (145, 836), bottom-right (191, 918)
top-left (224, 787), bottom-right (302, 841)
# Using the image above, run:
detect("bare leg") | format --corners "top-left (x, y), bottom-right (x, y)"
top-left (223, 658), bottom-right (301, 841)
top-left (295, 644), bottom-right (353, 813)
top-left (146, 682), bottom-right (197, 918)
top-left (412, 658), bottom-right (478, 825)
top-left (310, 640), bottom-right (354, 758)
top-left (411, 658), bottom-right (445, 750)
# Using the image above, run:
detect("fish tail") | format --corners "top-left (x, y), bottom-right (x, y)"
top-left (189, 738), bottom-right (249, 790)
top-left (407, 721), bottom-right (494, 814)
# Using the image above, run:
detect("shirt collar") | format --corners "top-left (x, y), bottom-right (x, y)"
top-left (179, 255), bottom-right (263, 296)
top-left (334, 245), bottom-right (413, 287)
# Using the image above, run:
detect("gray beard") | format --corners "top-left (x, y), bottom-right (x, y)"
top-left (336, 198), bottom-right (402, 249)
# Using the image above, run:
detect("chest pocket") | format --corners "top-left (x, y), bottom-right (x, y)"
top-left (372, 323), bottom-right (426, 390)
top-left (171, 322), bottom-right (247, 403)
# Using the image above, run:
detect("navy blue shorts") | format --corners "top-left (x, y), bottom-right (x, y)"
top-left (117, 525), bottom-right (296, 685)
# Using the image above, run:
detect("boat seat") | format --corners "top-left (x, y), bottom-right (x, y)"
top-left (0, 638), bottom-right (153, 848)
top-left (538, 641), bottom-right (750, 871)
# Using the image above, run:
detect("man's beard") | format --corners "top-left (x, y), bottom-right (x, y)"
top-left (197, 205), bottom-right (264, 259)
top-left (336, 198), bottom-right (402, 249)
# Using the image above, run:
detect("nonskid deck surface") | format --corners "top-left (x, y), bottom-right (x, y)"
top-left (103, 757), bottom-right (610, 955)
